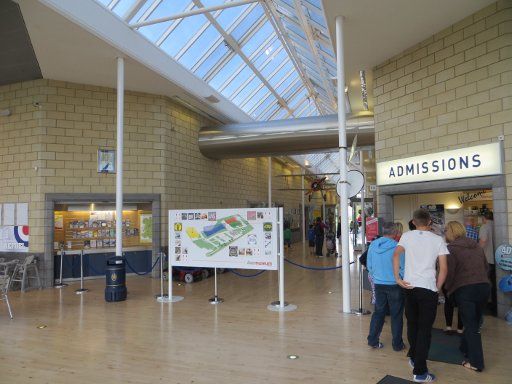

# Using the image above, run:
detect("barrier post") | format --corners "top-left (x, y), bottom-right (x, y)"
top-left (209, 268), bottom-right (224, 304)
top-left (155, 252), bottom-right (168, 301)
top-left (268, 207), bottom-right (297, 312)
top-left (75, 250), bottom-right (89, 295)
top-left (159, 252), bottom-right (183, 303)
top-left (54, 245), bottom-right (68, 288)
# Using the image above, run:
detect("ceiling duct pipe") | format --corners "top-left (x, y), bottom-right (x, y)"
top-left (198, 114), bottom-right (374, 159)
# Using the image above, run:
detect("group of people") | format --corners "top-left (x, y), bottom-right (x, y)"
top-left (307, 217), bottom-right (335, 257)
top-left (365, 209), bottom-right (492, 382)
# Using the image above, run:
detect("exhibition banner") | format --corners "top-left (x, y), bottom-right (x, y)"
top-left (0, 225), bottom-right (29, 252)
top-left (169, 208), bottom-right (279, 270)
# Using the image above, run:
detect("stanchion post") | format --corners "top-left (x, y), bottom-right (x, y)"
top-left (268, 207), bottom-right (297, 312)
top-left (155, 252), bottom-right (169, 301)
top-left (54, 246), bottom-right (68, 288)
top-left (209, 268), bottom-right (224, 304)
top-left (352, 251), bottom-right (371, 316)
top-left (75, 250), bottom-right (89, 295)
top-left (159, 251), bottom-right (183, 303)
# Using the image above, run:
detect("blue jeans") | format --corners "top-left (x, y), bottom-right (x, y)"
top-left (367, 284), bottom-right (405, 350)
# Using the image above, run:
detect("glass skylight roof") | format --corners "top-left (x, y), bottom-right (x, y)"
top-left (96, 0), bottom-right (337, 121)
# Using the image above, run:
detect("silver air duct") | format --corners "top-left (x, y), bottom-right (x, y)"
top-left (198, 114), bottom-right (374, 159)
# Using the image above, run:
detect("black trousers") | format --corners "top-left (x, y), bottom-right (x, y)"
top-left (488, 264), bottom-right (497, 315)
top-left (315, 235), bottom-right (324, 256)
top-left (404, 288), bottom-right (438, 376)
top-left (454, 283), bottom-right (490, 371)
top-left (443, 288), bottom-right (462, 329)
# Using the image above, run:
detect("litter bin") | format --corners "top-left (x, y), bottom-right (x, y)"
top-left (105, 256), bottom-right (127, 302)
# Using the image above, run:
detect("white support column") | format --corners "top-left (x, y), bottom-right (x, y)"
top-left (360, 150), bottom-right (366, 252)
top-left (336, 16), bottom-right (351, 314)
top-left (268, 157), bottom-right (272, 208)
top-left (116, 57), bottom-right (124, 258)
top-left (301, 174), bottom-right (306, 257)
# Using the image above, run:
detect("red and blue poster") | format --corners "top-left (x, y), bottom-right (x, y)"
top-left (0, 226), bottom-right (29, 252)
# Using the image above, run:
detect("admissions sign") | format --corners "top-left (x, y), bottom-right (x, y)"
top-left (376, 143), bottom-right (502, 186)
top-left (169, 208), bottom-right (279, 270)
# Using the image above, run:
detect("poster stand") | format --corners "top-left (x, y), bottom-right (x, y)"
top-left (75, 250), bottom-right (89, 295)
top-left (209, 268), bottom-right (224, 304)
top-left (268, 207), bottom-right (297, 312)
top-left (54, 246), bottom-right (68, 288)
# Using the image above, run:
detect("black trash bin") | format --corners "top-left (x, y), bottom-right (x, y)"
top-left (105, 256), bottom-right (127, 302)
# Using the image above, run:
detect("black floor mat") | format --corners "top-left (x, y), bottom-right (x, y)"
top-left (377, 375), bottom-right (414, 384)
top-left (428, 328), bottom-right (464, 365)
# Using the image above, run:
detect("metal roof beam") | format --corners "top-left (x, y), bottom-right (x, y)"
top-left (262, 0), bottom-right (325, 115)
top-left (123, 0), bottom-right (148, 21)
top-left (130, 0), bottom-right (259, 28)
top-left (291, 0), bottom-right (336, 110)
top-left (192, 0), bottom-right (294, 116)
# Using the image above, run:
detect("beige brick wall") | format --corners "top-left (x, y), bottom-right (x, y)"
top-left (0, 79), bottom-right (308, 253)
top-left (373, 1), bottom-right (512, 229)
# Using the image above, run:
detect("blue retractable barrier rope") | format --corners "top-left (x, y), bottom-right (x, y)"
top-left (284, 258), bottom-right (354, 271)
top-left (125, 256), bottom-right (160, 276)
top-left (229, 269), bottom-right (266, 278)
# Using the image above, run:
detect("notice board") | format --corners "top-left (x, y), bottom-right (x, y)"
top-left (169, 208), bottom-right (279, 270)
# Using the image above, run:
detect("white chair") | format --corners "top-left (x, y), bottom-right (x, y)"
top-left (11, 255), bottom-right (42, 292)
top-left (0, 275), bottom-right (13, 319)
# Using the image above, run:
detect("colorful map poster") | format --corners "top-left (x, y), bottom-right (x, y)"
top-left (140, 213), bottom-right (153, 244)
top-left (169, 208), bottom-right (279, 270)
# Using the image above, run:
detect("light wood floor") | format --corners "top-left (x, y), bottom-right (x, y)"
top-left (1, 246), bottom-right (511, 383)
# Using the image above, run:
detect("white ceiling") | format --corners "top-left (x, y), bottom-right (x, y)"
top-left (322, 0), bottom-right (496, 115)
top-left (17, 0), bottom-right (248, 123)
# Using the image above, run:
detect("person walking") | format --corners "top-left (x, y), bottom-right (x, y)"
top-left (367, 222), bottom-right (405, 351)
top-left (393, 209), bottom-right (448, 383)
top-left (314, 217), bottom-right (325, 257)
top-left (444, 221), bottom-right (490, 372)
top-left (478, 211), bottom-right (496, 315)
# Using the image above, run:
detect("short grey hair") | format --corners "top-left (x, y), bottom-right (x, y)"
top-left (381, 222), bottom-right (397, 236)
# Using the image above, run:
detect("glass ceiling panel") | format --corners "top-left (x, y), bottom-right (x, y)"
top-left (97, 0), bottom-right (337, 123)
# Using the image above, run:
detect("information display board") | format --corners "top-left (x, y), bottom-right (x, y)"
top-left (169, 208), bottom-right (279, 270)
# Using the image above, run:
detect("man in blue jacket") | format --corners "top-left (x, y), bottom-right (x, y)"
top-left (367, 222), bottom-right (405, 351)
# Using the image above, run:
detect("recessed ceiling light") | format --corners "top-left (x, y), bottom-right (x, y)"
top-left (287, 355), bottom-right (299, 360)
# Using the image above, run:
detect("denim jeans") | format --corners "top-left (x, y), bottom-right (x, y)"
top-left (367, 284), bottom-right (405, 350)
top-left (454, 283), bottom-right (490, 371)
top-left (404, 288), bottom-right (438, 376)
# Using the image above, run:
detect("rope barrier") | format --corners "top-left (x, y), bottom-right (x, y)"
top-left (173, 267), bottom-right (203, 273)
top-left (229, 269), bottom-right (266, 278)
top-left (284, 258), bottom-right (354, 271)
top-left (125, 256), bottom-right (160, 276)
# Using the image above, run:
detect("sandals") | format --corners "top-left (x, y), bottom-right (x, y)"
top-left (462, 361), bottom-right (482, 372)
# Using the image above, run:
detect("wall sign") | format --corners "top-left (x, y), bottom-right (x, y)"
top-left (495, 243), bottom-right (512, 271)
top-left (376, 143), bottom-right (502, 186)
top-left (97, 148), bottom-right (116, 173)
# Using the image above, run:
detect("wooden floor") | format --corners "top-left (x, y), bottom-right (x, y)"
top-left (1, 246), bottom-right (511, 384)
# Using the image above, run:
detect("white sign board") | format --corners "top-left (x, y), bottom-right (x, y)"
top-left (169, 208), bottom-right (279, 270)
top-left (376, 143), bottom-right (502, 186)
top-left (0, 226), bottom-right (29, 252)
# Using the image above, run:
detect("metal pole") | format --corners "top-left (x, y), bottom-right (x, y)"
top-left (360, 170), bottom-right (366, 252)
top-left (268, 207), bottom-right (296, 312)
top-left (268, 157), bottom-right (272, 208)
top-left (209, 268), bottom-right (224, 304)
top-left (54, 247), bottom-right (68, 288)
top-left (155, 252), bottom-right (168, 301)
top-left (75, 250), bottom-right (89, 294)
top-left (159, 251), bottom-right (183, 303)
top-left (116, 57), bottom-right (124, 258)
top-left (336, 16), bottom-right (351, 313)
top-left (279, 207), bottom-right (285, 308)
top-left (301, 174), bottom-right (306, 257)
